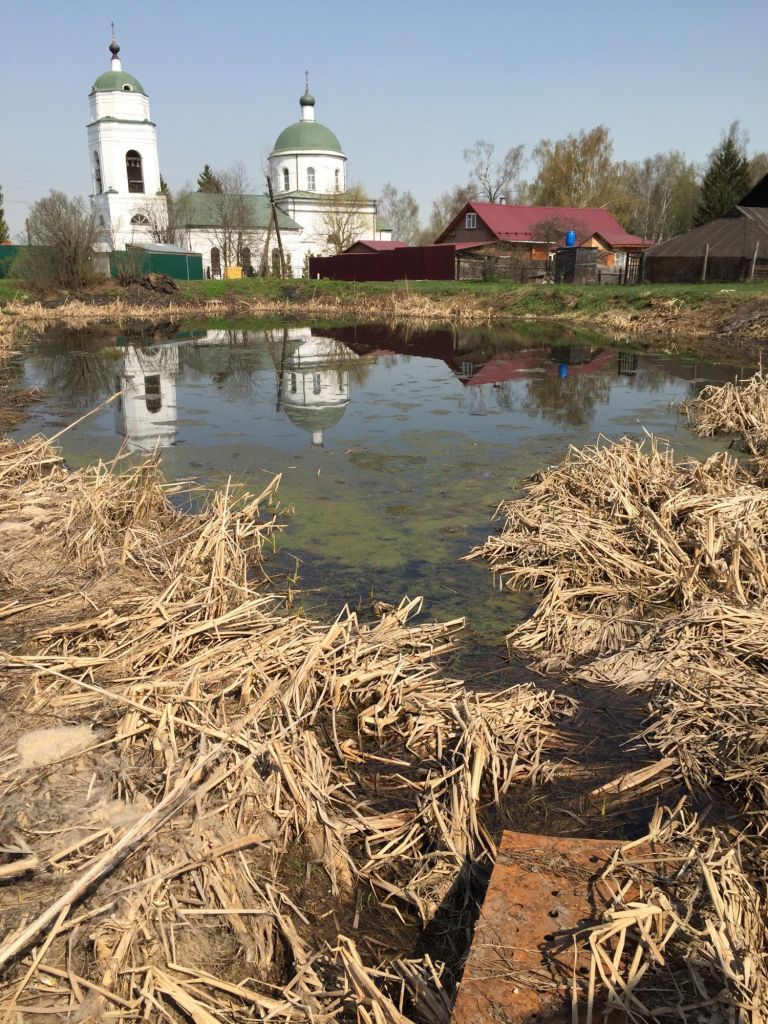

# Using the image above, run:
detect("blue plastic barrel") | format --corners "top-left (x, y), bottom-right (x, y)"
top-left (565, 230), bottom-right (577, 247)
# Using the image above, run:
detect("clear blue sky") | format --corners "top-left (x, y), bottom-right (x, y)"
top-left (3, 0), bottom-right (767, 238)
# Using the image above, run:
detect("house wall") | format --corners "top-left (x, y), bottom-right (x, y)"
top-left (439, 219), bottom-right (497, 245)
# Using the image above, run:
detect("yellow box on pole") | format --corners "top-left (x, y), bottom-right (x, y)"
top-left (224, 266), bottom-right (243, 280)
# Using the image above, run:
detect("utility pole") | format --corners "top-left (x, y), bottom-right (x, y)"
top-left (266, 174), bottom-right (287, 278)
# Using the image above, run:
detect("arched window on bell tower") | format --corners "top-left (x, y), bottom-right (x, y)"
top-left (93, 151), bottom-right (103, 193)
top-left (126, 150), bottom-right (144, 193)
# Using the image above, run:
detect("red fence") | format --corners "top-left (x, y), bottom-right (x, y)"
top-left (309, 245), bottom-right (457, 282)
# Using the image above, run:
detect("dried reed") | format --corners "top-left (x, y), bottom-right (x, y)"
top-left (0, 431), bottom-right (574, 1022)
top-left (468, 435), bottom-right (768, 667)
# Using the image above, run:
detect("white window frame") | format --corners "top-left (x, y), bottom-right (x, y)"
top-left (307, 166), bottom-right (316, 191)
top-left (465, 212), bottom-right (477, 230)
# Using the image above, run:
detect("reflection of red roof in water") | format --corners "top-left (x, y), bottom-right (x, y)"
top-left (464, 352), bottom-right (546, 385)
top-left (465, 347), bottom-right (615, 385)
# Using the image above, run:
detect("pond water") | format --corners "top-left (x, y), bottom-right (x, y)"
top-left (9, 321), bottom-right (752, 674)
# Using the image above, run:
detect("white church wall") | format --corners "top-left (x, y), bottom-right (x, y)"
top-left (272, 152), bottom-right (347, 196)
top-left (90, 90), bottom-right (151, 123)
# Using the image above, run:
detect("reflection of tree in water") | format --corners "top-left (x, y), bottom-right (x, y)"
top-left (522, 372), bottom-right (611, 427)
top-left (29, 338), bottom-right (123, 407)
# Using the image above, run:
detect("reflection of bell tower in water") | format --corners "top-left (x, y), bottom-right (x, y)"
top-left (114, 346), bottom-right (179, 451)
top-left (278, 334), bottom-right (355, 446)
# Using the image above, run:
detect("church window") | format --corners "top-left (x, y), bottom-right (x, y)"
top-left (307, 167), bottom-right (316, 191)
top-left (122, 84), bottom-right (133, 91)
top-left (130, 213), bottom-right (149, 225)
top-left (290, 373), bottom-right (297, 394)
top-left (241, 247), bottom-right (252, 273)
top-left (98, 215), bottom-right (105, 227)
top-left (144, 374), bottom-right (161, 414)
top-left (210, 247), bottom-right (221, 277)
top-left (126, 150), bottom-right (145, 193)
top-left (465, 212), bottom-right (477, 229)
top-left (313, 373), bottom-right (322, 395)
top-left (93, 152), bottom-right (103, 193)
top-left (334, 169), bottom-right (340, 191)
top-left (282, 168), bottom-right (290, 191)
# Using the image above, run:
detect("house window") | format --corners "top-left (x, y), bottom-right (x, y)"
top-left (307, 166), bottom-right (315, 191)
top-left (93, 151), bottom-right (102, 193)
top-left (282, 168), bottom-right (290, 191)
top-left (465, 212), bottom-right (477, 230)
top-left (210, 247), bottom-right (221, 277)
top-left (126, 150), bottom-right (144, 193)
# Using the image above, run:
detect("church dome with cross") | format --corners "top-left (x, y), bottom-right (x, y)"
top-left (269, 77), bottom-right (347, 196)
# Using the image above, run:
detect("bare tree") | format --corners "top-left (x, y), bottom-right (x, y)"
top-left (135, 188), bottom-right (195, 246)
top-left (16, 191), bottom-right (100, 290)
top-left (379, 183), bottom-right (421, 244)
top-left (529, 125), bottom-right (635, 221)
top-left (315, 185), bottom-right (373, 254)
top-left (463, 139), bottom-right (525, 203)
top-left (208, 163), bottom-right (258, 269)
top-left (422, 184), bottom-right (477, 243)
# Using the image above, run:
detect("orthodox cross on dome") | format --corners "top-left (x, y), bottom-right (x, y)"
top-left (305, 69), bottom-right (309, 91)
top-left (109, 23), bottom-right (121, 68)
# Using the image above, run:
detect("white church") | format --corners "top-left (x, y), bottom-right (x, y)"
top-left (88, 34), bottom-right (391, 276)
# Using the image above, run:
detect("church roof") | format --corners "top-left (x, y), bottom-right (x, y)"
top-left (283, 402), bottom-right (348, 432)
top-left (91, 70), bottom-right (146, 95)
top-left (178, 193), bottom-right (301, 231)
top-left (272, 121), bottom-right (343, 155)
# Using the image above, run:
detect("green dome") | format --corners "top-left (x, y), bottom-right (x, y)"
top-left (92, 70), bottom-right (146, 95)
top-left (300, 89), bottom-right (316, 107)
top-left (283, 402), bottom-right (348, 432)
top-left (272, 121), bottom-right (342, 155)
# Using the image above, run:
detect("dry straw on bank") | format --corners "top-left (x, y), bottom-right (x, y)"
top-left (0, 433), bottom-right (574, 1022)
top-left (684, 370), bottom-right (768, 482)
top-left (568, 804), bottom-right (768, 1024)
top-left (468, 433), bottom-right (768, 668)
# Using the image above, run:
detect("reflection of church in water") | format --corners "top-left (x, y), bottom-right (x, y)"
top-left (113, 345), bottom-right (179, 451)
top-left (276, 332), bottom-right (356, 446)
top-left (109, 329), bottom-right (357, 451)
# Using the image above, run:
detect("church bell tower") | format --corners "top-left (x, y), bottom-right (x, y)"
top-left (87, 31), bottom-right (167, 249)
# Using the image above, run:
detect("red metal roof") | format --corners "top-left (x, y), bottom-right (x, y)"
top-left (438, 202), bottom-right (650, 248)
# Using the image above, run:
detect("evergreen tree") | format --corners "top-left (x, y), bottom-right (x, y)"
top-left (197, 164), bottom-right (223, 193)
top-left (695, 124), bottom-right (752, 226)
top-left (0, 185), bottom-right (9, 242)
top-left (159, 175), bottom-right (171, 197)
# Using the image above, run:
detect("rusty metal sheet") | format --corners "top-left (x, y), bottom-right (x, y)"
top-left (452, 831), bottom-right (631, 1024)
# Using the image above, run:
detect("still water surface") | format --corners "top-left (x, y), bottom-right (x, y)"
top-left (10, 322), bottom-right (751, 664)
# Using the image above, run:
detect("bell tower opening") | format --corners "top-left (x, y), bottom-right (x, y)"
top-left (126, 150), bottom-right (144, 193)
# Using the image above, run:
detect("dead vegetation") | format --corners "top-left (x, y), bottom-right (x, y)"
top-left (468, 433), bottom-right (768, 669)
top-left (0, 433), bottom-right (575, 1022)
top-left (567, 803), bottom-right (768, 1024)
top-left (684, 370), bottom-right (768, 482)
top-left (469, 381), bottom-right (768, 1018)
